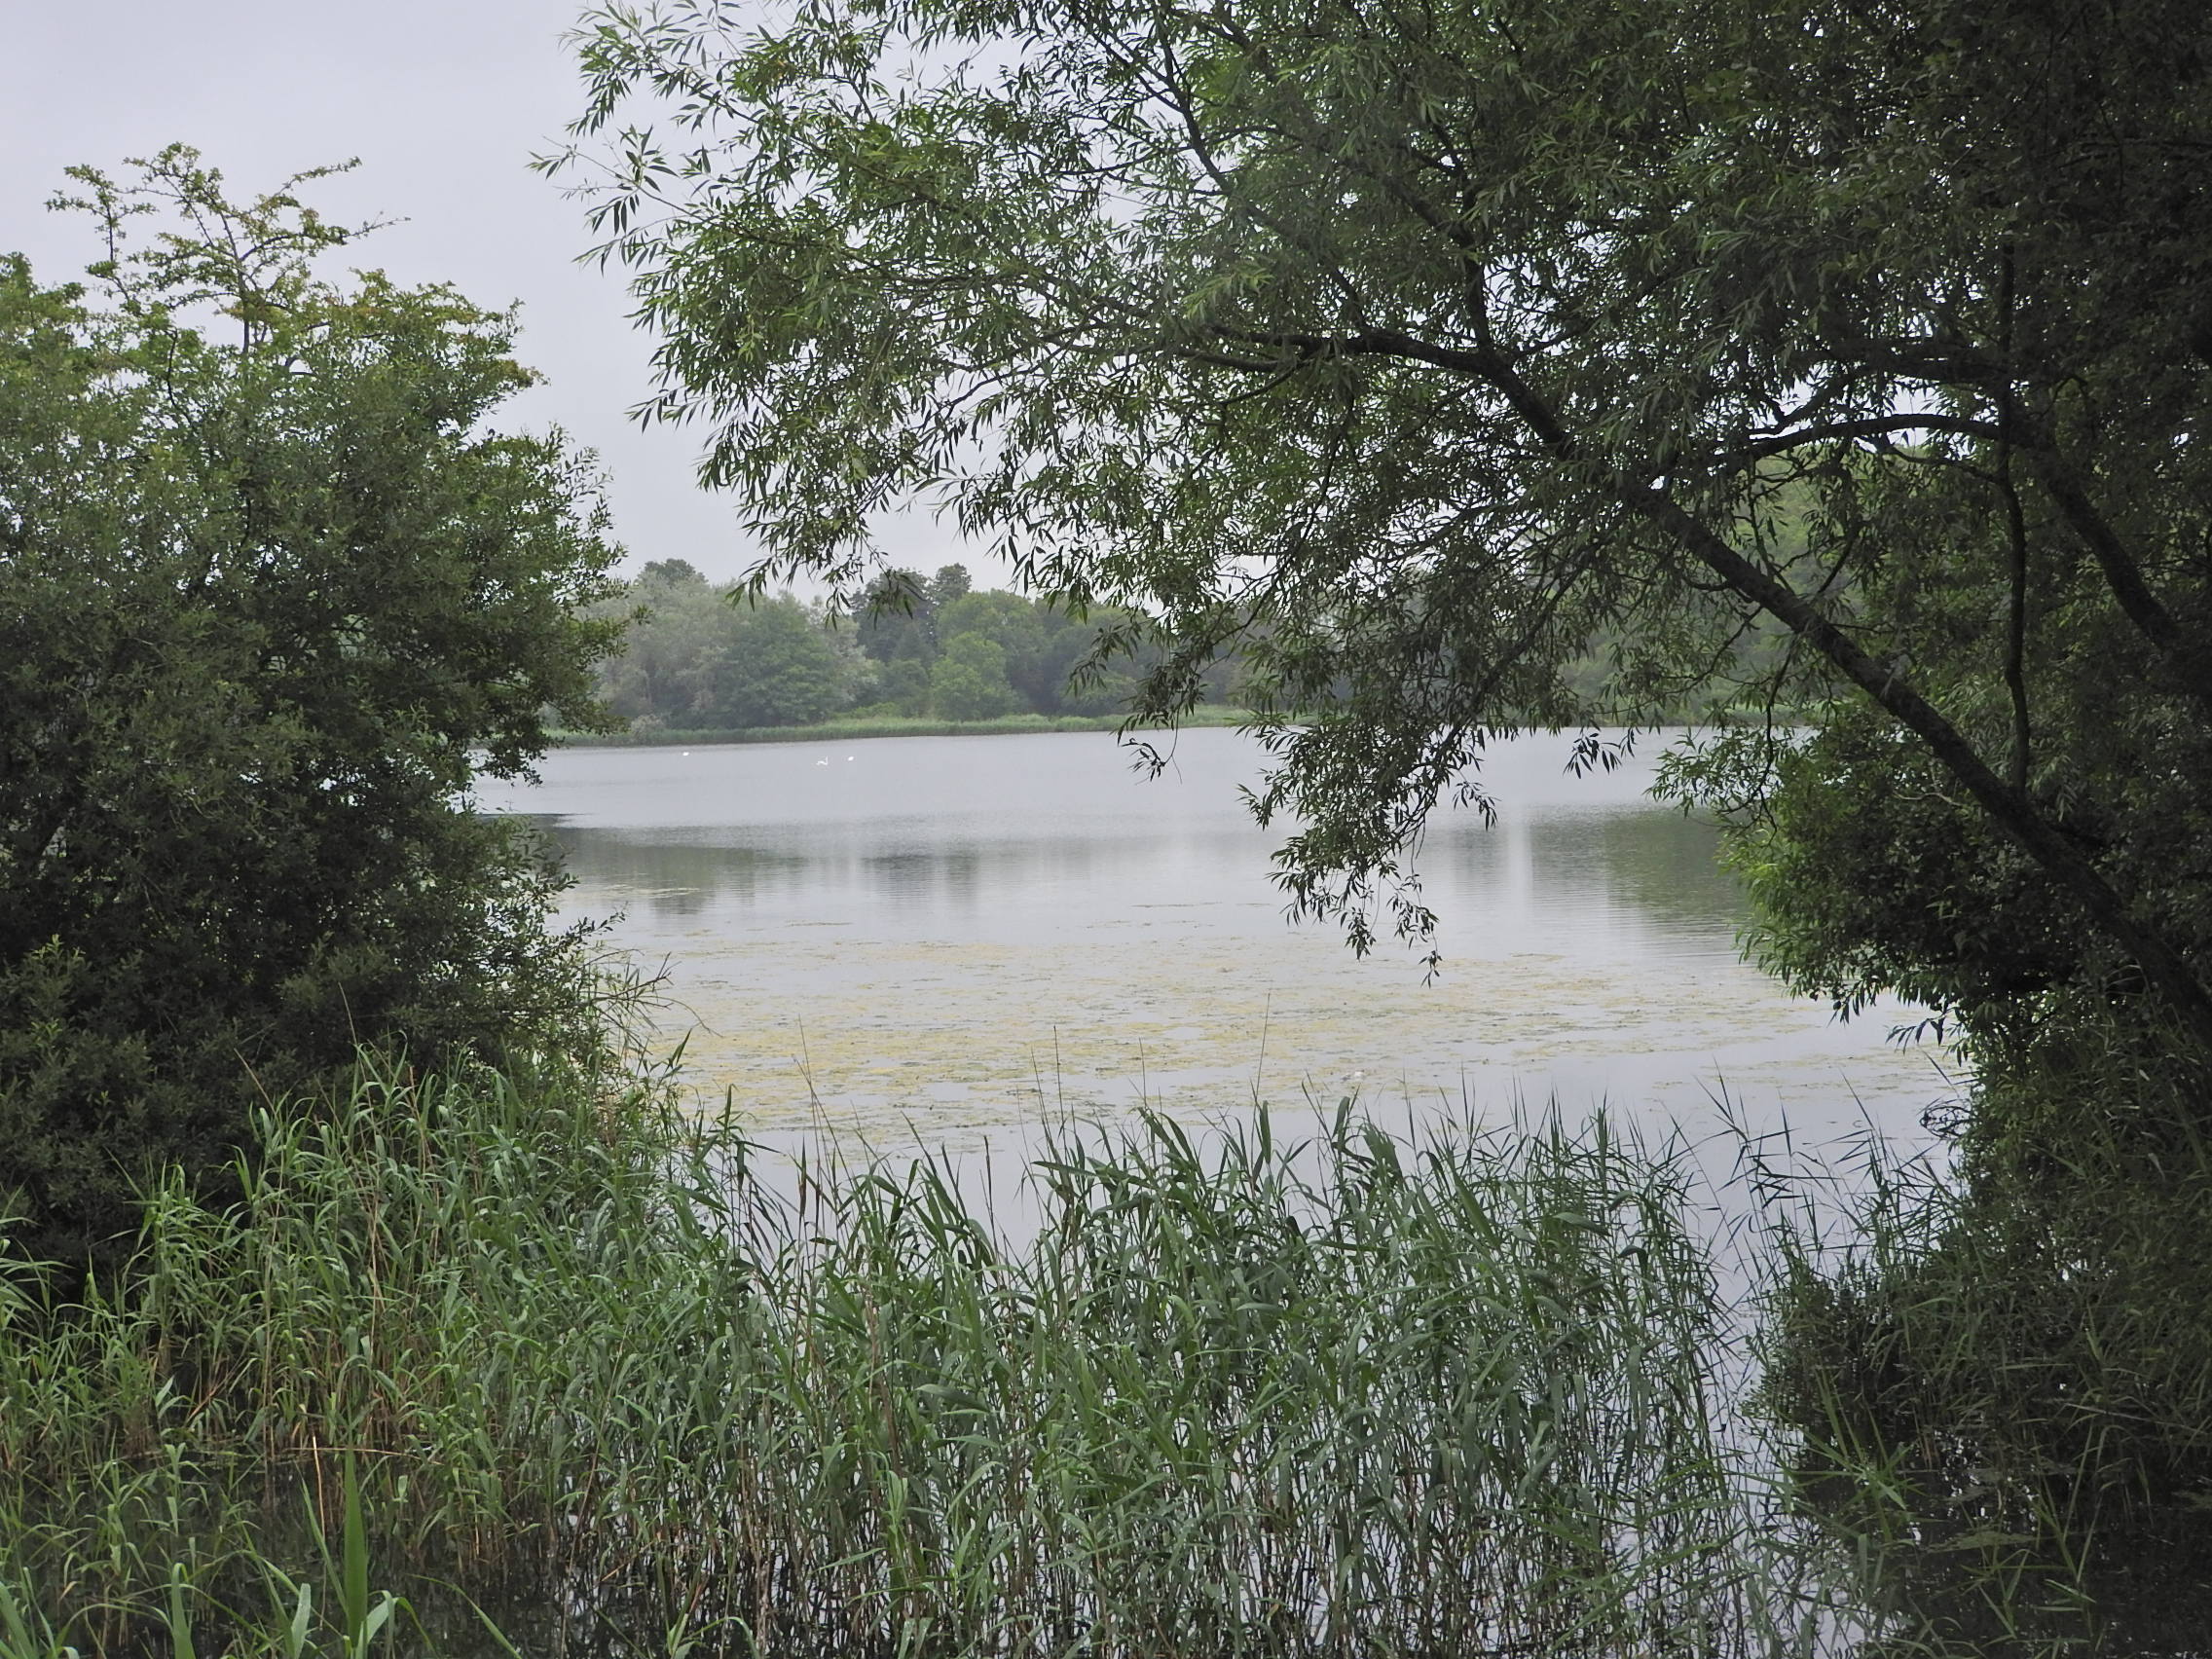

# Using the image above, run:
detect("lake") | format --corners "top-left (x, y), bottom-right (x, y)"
top-left (478, 727), bottom-right (1951, 1160)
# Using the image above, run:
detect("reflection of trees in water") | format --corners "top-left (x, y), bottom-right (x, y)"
top-left (537, 810), bottom-right (1746, 939)
top-left (860, 847), bottom-right (986, 907)
top-left (541, 827), bottom-right (807, 916)
top-left (1429, 809), bottom-right (1744, 938)
top-left (1528, 810), bottom-right (1743, 933)
top-left (543, 825), bottom-right (1140, 916)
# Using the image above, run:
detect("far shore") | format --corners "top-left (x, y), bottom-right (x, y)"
top-left (550, 706), bottom-right (1804, 750)
top-left (549, 707), bottom-right (1252, 748)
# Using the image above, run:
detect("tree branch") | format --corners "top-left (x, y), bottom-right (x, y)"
top-left (1267, 315), bottom-right (2212, 1045)
top-left (2025, 446), bottom-right (2212, 716)
top-left (1632, 484), bottom-right (2212, 1048)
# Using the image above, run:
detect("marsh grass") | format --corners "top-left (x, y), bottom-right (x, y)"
top-left (0, 1055), bottom-right (1850, 1656)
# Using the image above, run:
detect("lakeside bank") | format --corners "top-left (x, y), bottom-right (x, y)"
top-left (550, 706), bottom-right (1251, 748)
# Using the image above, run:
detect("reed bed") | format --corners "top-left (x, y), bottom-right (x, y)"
top-left (0, 1058), bottom-right (1835, 1656)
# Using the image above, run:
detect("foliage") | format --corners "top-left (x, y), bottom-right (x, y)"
top-left (1658, 411), bottom-right (2212, 1078)
top-left (1662, 422), bottom-right (2212, 1588)
top-left (590, 559), bottom-right (729, 724)
top-left (552, 0), bottom-right (2212, 1041)
top-left (0, 150), bottom-right (623, 1268)
top-left (557, 708), bottom-right (1250, 747)
top-left (1751, 1088), bottom-right (2212, 1657)
top-left (848, 565), bottom-right (940, 668)
top-left (927, 631), bottom-right (1024, 720)
top-left (597, 560), bottom-right (848, 727)
top-left (1, 1054), bottom-right (1831, 1657)
top-left (592, 560), bottom-right (1234, 728)
top-left (551, 17), bottom-right (2212, 1624)
top-left (697, 593), bottom-right (850, 727)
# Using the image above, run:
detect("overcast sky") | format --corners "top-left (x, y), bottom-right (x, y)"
top-left (0, 0), bottom-right (978, 587)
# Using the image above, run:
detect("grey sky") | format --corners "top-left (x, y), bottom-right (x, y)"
top-left (0, 0), bottom-right (977, 586)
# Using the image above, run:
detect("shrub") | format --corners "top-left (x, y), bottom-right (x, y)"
top-left (0, 151), bottom-right (622, 1269)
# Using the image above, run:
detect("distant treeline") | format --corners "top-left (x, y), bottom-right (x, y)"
top-left (591, 559), bottom-right (1798, 738)
top-left (592, 561), bottom-right (1238, 733)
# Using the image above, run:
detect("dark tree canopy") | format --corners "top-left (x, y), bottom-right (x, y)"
top-left (555, 0), bottom-right (2212, 1063)
top-left (0, 151), bottom-right (624, 1264)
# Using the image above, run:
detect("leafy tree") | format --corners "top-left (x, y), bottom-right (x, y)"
top-left (696, 594), bottom-right (849, 726)
top-left (596, 571), bottom-right (859, 727)
top-left (873, 657), bottom-right (933, 716)
top-left (594, 559), bottom-right (722, 727)
top-left (558, 5), bottom-right (2212, 1608)
top-left (936, 589), bottom-right (1036, 650)
top-left (851, 565), bottom-right (942, 671)
top-left (851, 562), bottom-right (975, 667)
top-left (939, 589), bottom-right (1053, 696)
top-left (558, 0), bottom-right (2212, 1059)
top-left (0, 150), bottom-right (623, 1267)
top-left (926, 563), bottom-right (973, 612)
top-left (929, 632), bottom-right (1024, 720)
top-left (595, 572), bottom-right (1197, 722)
top-left (935, 588), bottom-right (1204, 714)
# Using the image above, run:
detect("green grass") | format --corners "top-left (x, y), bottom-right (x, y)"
top-left (0, 1058), bottom-right (1833, 1656)
top-left (553, 707), bottom-right (1251, 748)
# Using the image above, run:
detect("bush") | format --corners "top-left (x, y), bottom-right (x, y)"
top-left (0, 151), bottom-right (622, 1270)
top-left (929, 633), bottom-right (1024, 719)
top-left (1758, 1052), bottom-right (2212, 1656)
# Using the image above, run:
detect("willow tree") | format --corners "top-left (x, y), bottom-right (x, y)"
top-left (552, 0), bottom-right (2212, 1060)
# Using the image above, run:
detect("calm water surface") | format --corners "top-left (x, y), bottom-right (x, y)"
top-left (479, 728), bottom-right (1951, 1155)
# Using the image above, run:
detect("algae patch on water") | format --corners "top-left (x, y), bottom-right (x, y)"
top-left (629, 926), bottom-right (1941, 1145)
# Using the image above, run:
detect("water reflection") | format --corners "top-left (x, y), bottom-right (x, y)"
top-left (537, 808), bottom-right (1741, 963)
top-left (1422, 807), bottom-right (1745, 965)
top-left (481, 729), bottom-right (1944, 1147)
top-left (535, 827), bottom-right (814, 917)
top-left (1574, 811), bottom-right (1739, 936)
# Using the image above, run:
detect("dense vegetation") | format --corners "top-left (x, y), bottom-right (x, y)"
top-left (16, 1055), bottom-right (2203, 1657)
top-left (4, 1063), bottom-right (1810, 1657)
top-left (0, 153), bottom-right (623, 1271)
top-left (563, 0), bottom-right (2212, 1043)
top-left (589, 559), bottom-right (1239, 735)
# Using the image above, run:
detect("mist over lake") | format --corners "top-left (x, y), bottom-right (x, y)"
top-left (480, 727), bottom-right (1949, 1154)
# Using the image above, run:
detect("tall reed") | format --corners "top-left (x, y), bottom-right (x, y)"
top-left (1, 1057), bottom-right (1829, 1655)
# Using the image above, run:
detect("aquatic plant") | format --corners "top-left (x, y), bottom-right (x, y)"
top-left (0, 1056), bottom-right (1829, 1655)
